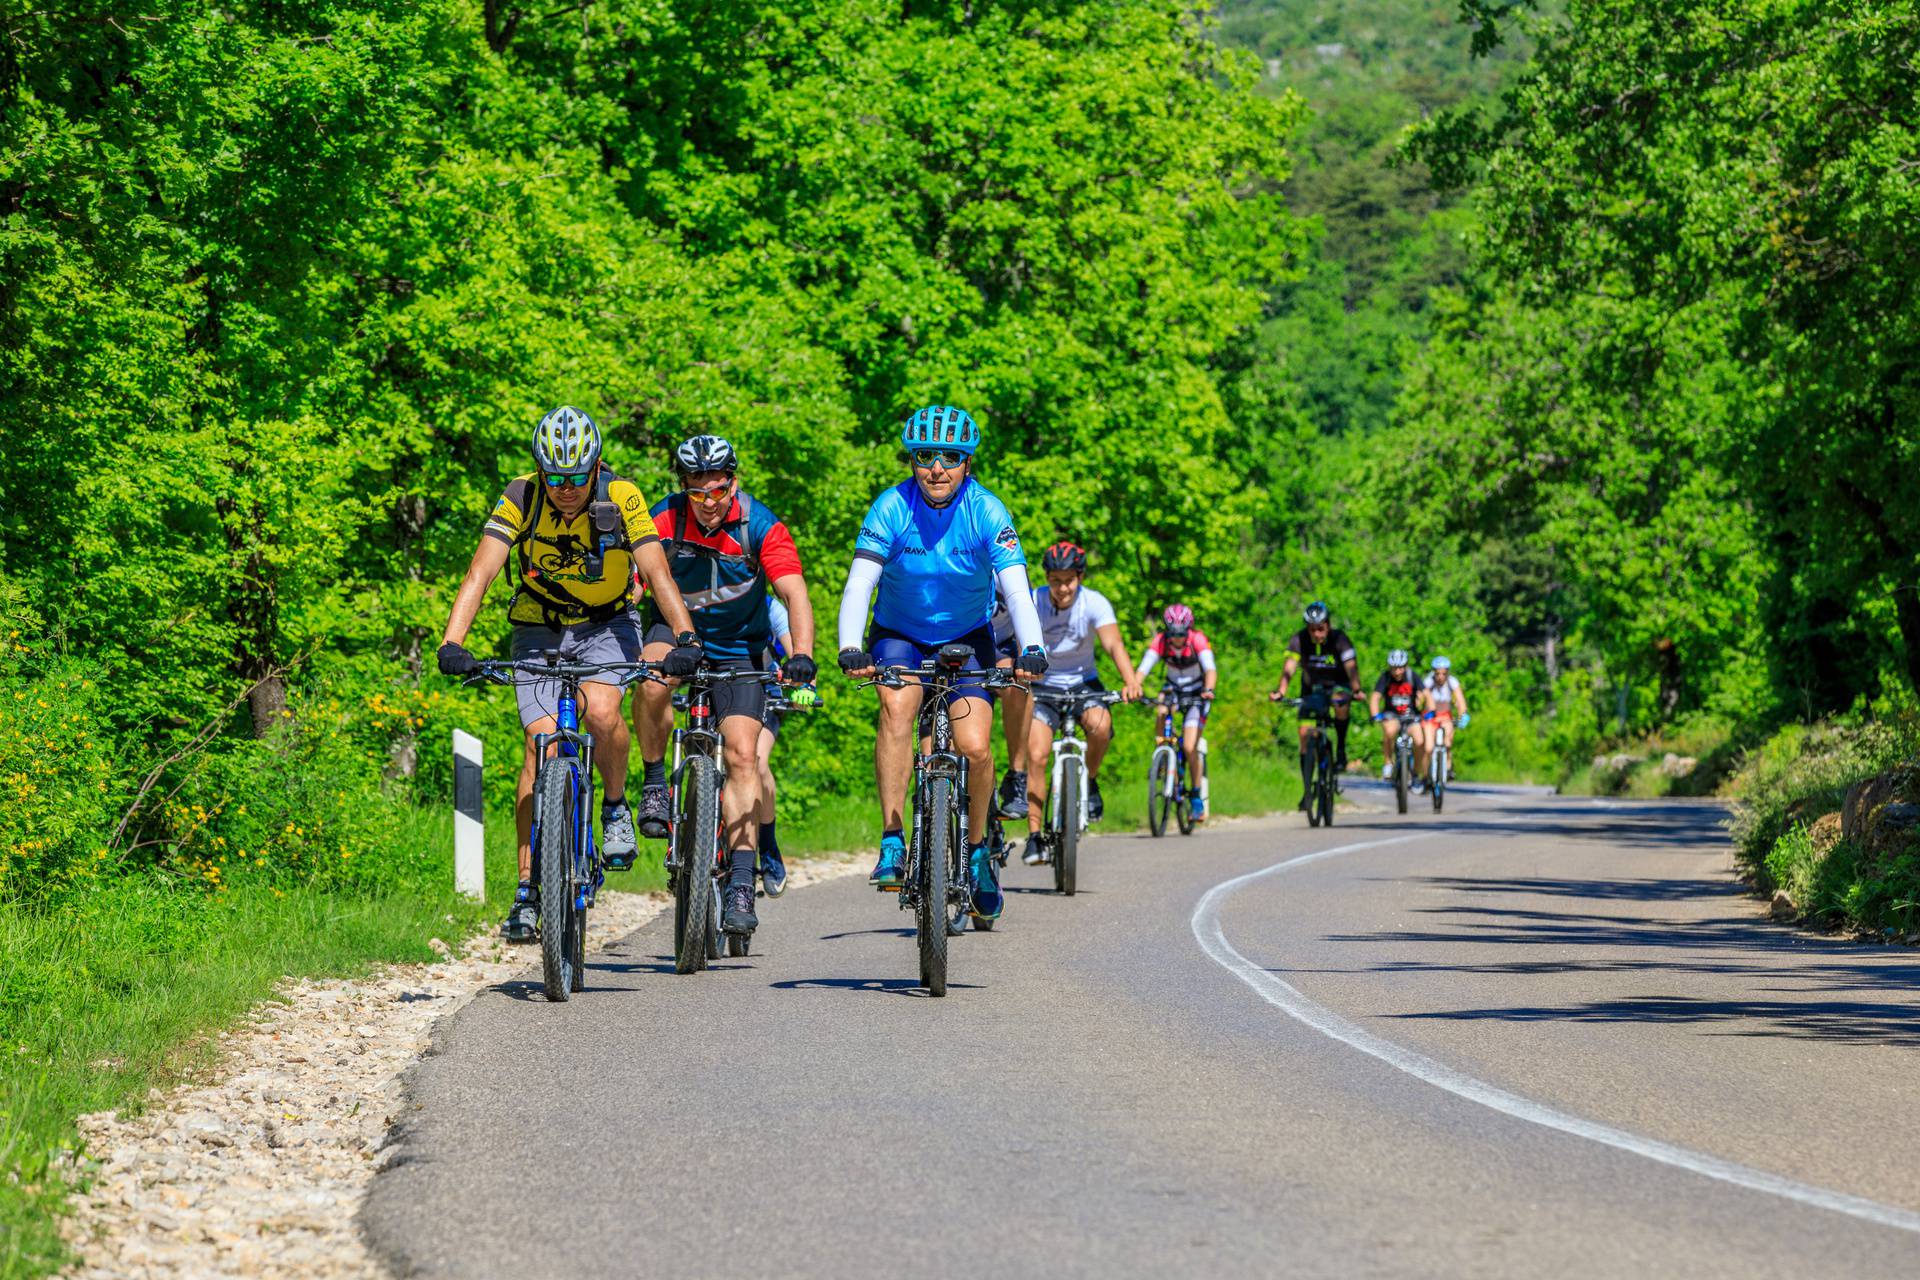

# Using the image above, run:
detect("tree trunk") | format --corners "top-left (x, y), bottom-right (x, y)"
top-left (1542, 617), bottom-right (1560, 717)
top-left (1896, 580), bottom-right (1920, 705)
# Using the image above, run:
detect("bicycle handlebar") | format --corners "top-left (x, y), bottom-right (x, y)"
top-left (1027, 687), bottom-right (1127, 708)
top-left (859, 661), bottom-right (1020, 692)
top-left (464, 656), bottom-right (655, 687)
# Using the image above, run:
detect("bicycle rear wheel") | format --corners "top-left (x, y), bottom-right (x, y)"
top-left (918, 776), bottom-right (953, 996)
top-left (1174, 757), bottom-right (1195, 835)
top-left (1147, 748), bottom-right (1173, 838)
top-left (1055, 768), bottom-right (1079, 896)
top-left (536, 762), bottom-right (577, 1001)
top-left (673, 756), bottom-right (719, 974)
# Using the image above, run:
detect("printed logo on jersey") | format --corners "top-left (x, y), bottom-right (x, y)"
top-left (994, 524), bottom-right (1020, 552)
top-left (623, 493), bottom-right (644, 513)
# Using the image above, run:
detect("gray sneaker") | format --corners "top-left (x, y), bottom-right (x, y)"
top-left (1021, 835), bottom-right (1045, 866)
top-left (601, 799), bottom-right (637, 870)
top-left (637, 781), bottom-right (671, 839)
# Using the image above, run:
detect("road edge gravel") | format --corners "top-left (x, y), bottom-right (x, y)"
top-left (58, 854), bottom-right (868, 1279)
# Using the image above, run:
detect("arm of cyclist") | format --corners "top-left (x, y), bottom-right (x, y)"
top-left (769, 572), bottom-right (816, 685)
top-left (1269, 653), bottom-right (1299, 702)
top-left (835, 557), bottom-right (883, 677)
top-left (1343, 654), bottom-right (1362, 699)
top-left (633, 540), bottom-right (705, 676)
top-left (1096, 621), bottom-right (1142, 701)
top-left (998, 564), bottom-right (1048, 681)
top-left (1453, 680), bottom-right (1470, 726)
top-left (436, 535), bottom-right (511, 677)
top-left (1200, 645), bottom-right (1217, 699)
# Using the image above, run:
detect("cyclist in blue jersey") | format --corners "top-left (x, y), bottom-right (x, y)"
top-left (754, 594), bottom-right (799, 896)
top-left (837, 404), bottom-right (1046, 923)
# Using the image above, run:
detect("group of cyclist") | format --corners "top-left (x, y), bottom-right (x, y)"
top-left (434, 401), bottom-right (1467, 948)
top-left (1269, 600), bottom-right (1470, 803)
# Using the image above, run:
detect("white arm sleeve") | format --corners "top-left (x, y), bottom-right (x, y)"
top-left (836, 558), bottom-right (883, 652)
top-left (996, 565), bottom-right (1044, 651)
top-left (1200, 650), bottom-right (1217, 673)
top-left (1137, 650), bottom-right (1160, 678)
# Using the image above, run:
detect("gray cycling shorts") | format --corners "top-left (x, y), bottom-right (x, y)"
top-left (1032, 678), bottom-right (1108, 732)
top-left (509, 611), bottom-right (644, 728)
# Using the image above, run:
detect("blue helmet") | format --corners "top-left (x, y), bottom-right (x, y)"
top-left (902, 404), bottom-right (980, 456)
top-left (1430, 655), bottom-right (1452, 672)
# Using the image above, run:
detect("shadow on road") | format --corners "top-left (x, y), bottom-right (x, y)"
top-left (1287, 868), bottom-right (1920, 1046)
top-left (769, 976), bottom-right (978, 997)
top-left (819, 926), bottom-right (916, 940)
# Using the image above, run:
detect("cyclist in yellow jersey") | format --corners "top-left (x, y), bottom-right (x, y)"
top-left (437, 406), bottom-right (702, 942)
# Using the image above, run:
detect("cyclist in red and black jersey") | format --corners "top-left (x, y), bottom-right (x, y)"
top-left (1368, 649), bottom-right (1429, 780)
top-left (1268, 601), bottom-right (1362, 806)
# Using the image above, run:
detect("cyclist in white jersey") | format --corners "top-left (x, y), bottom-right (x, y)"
top-left (990, 596), bottom-right (1038, 819)
top-left (1418, 655), bottom-right (1470, 784)
top-left (1016, 542), bottom-right (1142, 863)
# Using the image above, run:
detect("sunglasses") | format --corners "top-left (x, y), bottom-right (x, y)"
top-left (682, 479), bottom-right (733, 501)
top-left (543, 471), bottom-right (592, 489)
top-left (911, 448), bottom-right (968, 470)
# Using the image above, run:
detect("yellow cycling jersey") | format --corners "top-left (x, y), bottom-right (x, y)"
top-left (483, 471), bottom-right (660, 626)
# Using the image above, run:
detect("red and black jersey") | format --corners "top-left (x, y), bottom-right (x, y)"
top-left (640, 490), bottom-right (802, 659)
top-left (1374, 669), bottom-right (1421, 717)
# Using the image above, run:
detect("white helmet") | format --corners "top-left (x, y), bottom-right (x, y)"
top-left (533, 406), bottom-right (601, 474)
top-left (1388, 649), bottom-right (1410, 667)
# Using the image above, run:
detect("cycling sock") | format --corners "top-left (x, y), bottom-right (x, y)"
top-left (642, 759), bottom-right (667, 788)
top-left (1335, 718), bottom-right (1350, 760)
top-left (759, 821), bottom-right (779, 857)
top-left (728, 848), bottom-right (756, 890)
top-left (882, 826), bottom-right (904, 841)
top-left (602, 793), bottom-right (625, 810)
top-left (1298, 749), bottom-right (1313, 791)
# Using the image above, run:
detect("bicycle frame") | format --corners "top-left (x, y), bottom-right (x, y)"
top-left (530, 681), bottom-right (599, 911)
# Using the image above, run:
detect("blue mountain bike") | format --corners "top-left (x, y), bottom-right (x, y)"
top-left (468, 654), bottom-right (650, 1001)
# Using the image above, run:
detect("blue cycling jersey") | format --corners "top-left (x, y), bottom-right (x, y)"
top-left (854, 477), bottom-right (1026, 644)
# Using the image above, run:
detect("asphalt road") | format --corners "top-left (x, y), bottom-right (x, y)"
top-left (362, 781), bottom-right (1920, 1278)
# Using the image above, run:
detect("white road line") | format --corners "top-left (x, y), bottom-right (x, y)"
top-left (1192, 832), bottom-right (1920, 1235)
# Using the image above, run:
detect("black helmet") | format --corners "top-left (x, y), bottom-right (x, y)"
top-left (674, 434), bottom-right (738, 476)
top-left (1303, 600), bottom-right (1330, 625)
top-left (1040, 540), bottom-right (1088, 573)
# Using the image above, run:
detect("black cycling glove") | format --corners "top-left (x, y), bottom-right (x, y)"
top-left (838, 648), bottom-right (873, 674)
top-left (662, 632), bottom-right (704, 678)
top-left (783, 653), bottom-right (818, 685)
top-left (1015, 645), bottom-right (1049, 677)
top-left (437, 641), bottom-right (479, 678)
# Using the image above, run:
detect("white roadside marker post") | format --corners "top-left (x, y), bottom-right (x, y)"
top-left (453, 729), bottom-right (484, 900)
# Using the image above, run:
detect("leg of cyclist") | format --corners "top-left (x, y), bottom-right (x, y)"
top-left (1295, 706), bottom-right (1316, 811)
top-left (996, 656), bottom-right (1031, 818)
top-left (504, 722), bottom-right (553, 942)
top-left (580, 677), bottom-right (633, 858)
top-left (1023, 711), bottom-right (1057, 864)
top-left (1380, 716), bottom-right (1400, 779)
top-left (633, 631), bottom-right (678, 841)
top-left (870, 679), bottom-right (924, 885)
top-left (951, 690), bottom-right (1001, 918)
top-left (1082, 701), bottom-right (1113, 821)
top-left (1181, 711), bottom-right (1205, 818)
top-left (755, 714), bottom-right (787, 896)
top-left (1332, 694), bottom-right (1352, 772)
top-left (719, 707), bottom-right (764, 933)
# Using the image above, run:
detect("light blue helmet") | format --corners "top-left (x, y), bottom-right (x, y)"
top-left (1430, 655), bottom-right (1452, 672)
top-left (902, 404), bottom-right (980, 456)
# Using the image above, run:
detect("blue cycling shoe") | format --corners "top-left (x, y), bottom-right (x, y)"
top-left (870, 833), bottom-right (906, 890)
top-left (968, 841), bottom-right (1003, 921)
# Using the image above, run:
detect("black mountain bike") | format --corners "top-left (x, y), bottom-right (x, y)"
top-left (465, 654), bottom-right (650, 1001)
top-left (1380, 702), bottom-right (1419, 814)
top-left (666, 665), bottom-right (775, 972)
top-left (1027, 686), bottom-right (1123, 896)
top-left (1282, 690), bottom-right (1350, 829)
top-left (861, 645), bottom-right (1016, 996)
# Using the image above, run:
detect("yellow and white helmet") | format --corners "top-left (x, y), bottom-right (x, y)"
top-left (532, 405), bottom-right (602, 474)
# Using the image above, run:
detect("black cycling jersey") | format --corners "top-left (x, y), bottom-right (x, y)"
top-left (1288, 627), bottom-right (1357, 688)
top-left (1374, 669), bottom-right (1420, 716)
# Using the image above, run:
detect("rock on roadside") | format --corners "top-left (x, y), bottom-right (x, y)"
top-left (60, 854), bottom-right (867, 1279)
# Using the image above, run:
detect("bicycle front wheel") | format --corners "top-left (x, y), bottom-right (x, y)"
top-left (1395, 742), bottom-right (1410, 814)
top-left (919, 776), bottom-right (953, 996)
top-left (674, 756), bottom-right (720, 974)
top-left (1055, 768), bottom-right (1079, 896)
top-left (1147, 748), bottom-right (1173, 838)
top-left (536, 762), bottom-right (578, 1001)
top-left (1432, 745), bottom-right (1447, 813)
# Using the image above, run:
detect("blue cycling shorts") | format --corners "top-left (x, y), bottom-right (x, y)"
top-left (868, 622), bottom-right (999, 704)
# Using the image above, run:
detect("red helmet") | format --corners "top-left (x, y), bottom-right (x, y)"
top-left (1040, 540), bottom-right (1088, 573)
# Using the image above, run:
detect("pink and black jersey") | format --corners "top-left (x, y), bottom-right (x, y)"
top-left (1143, 628), bottom-right (1213, 689)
